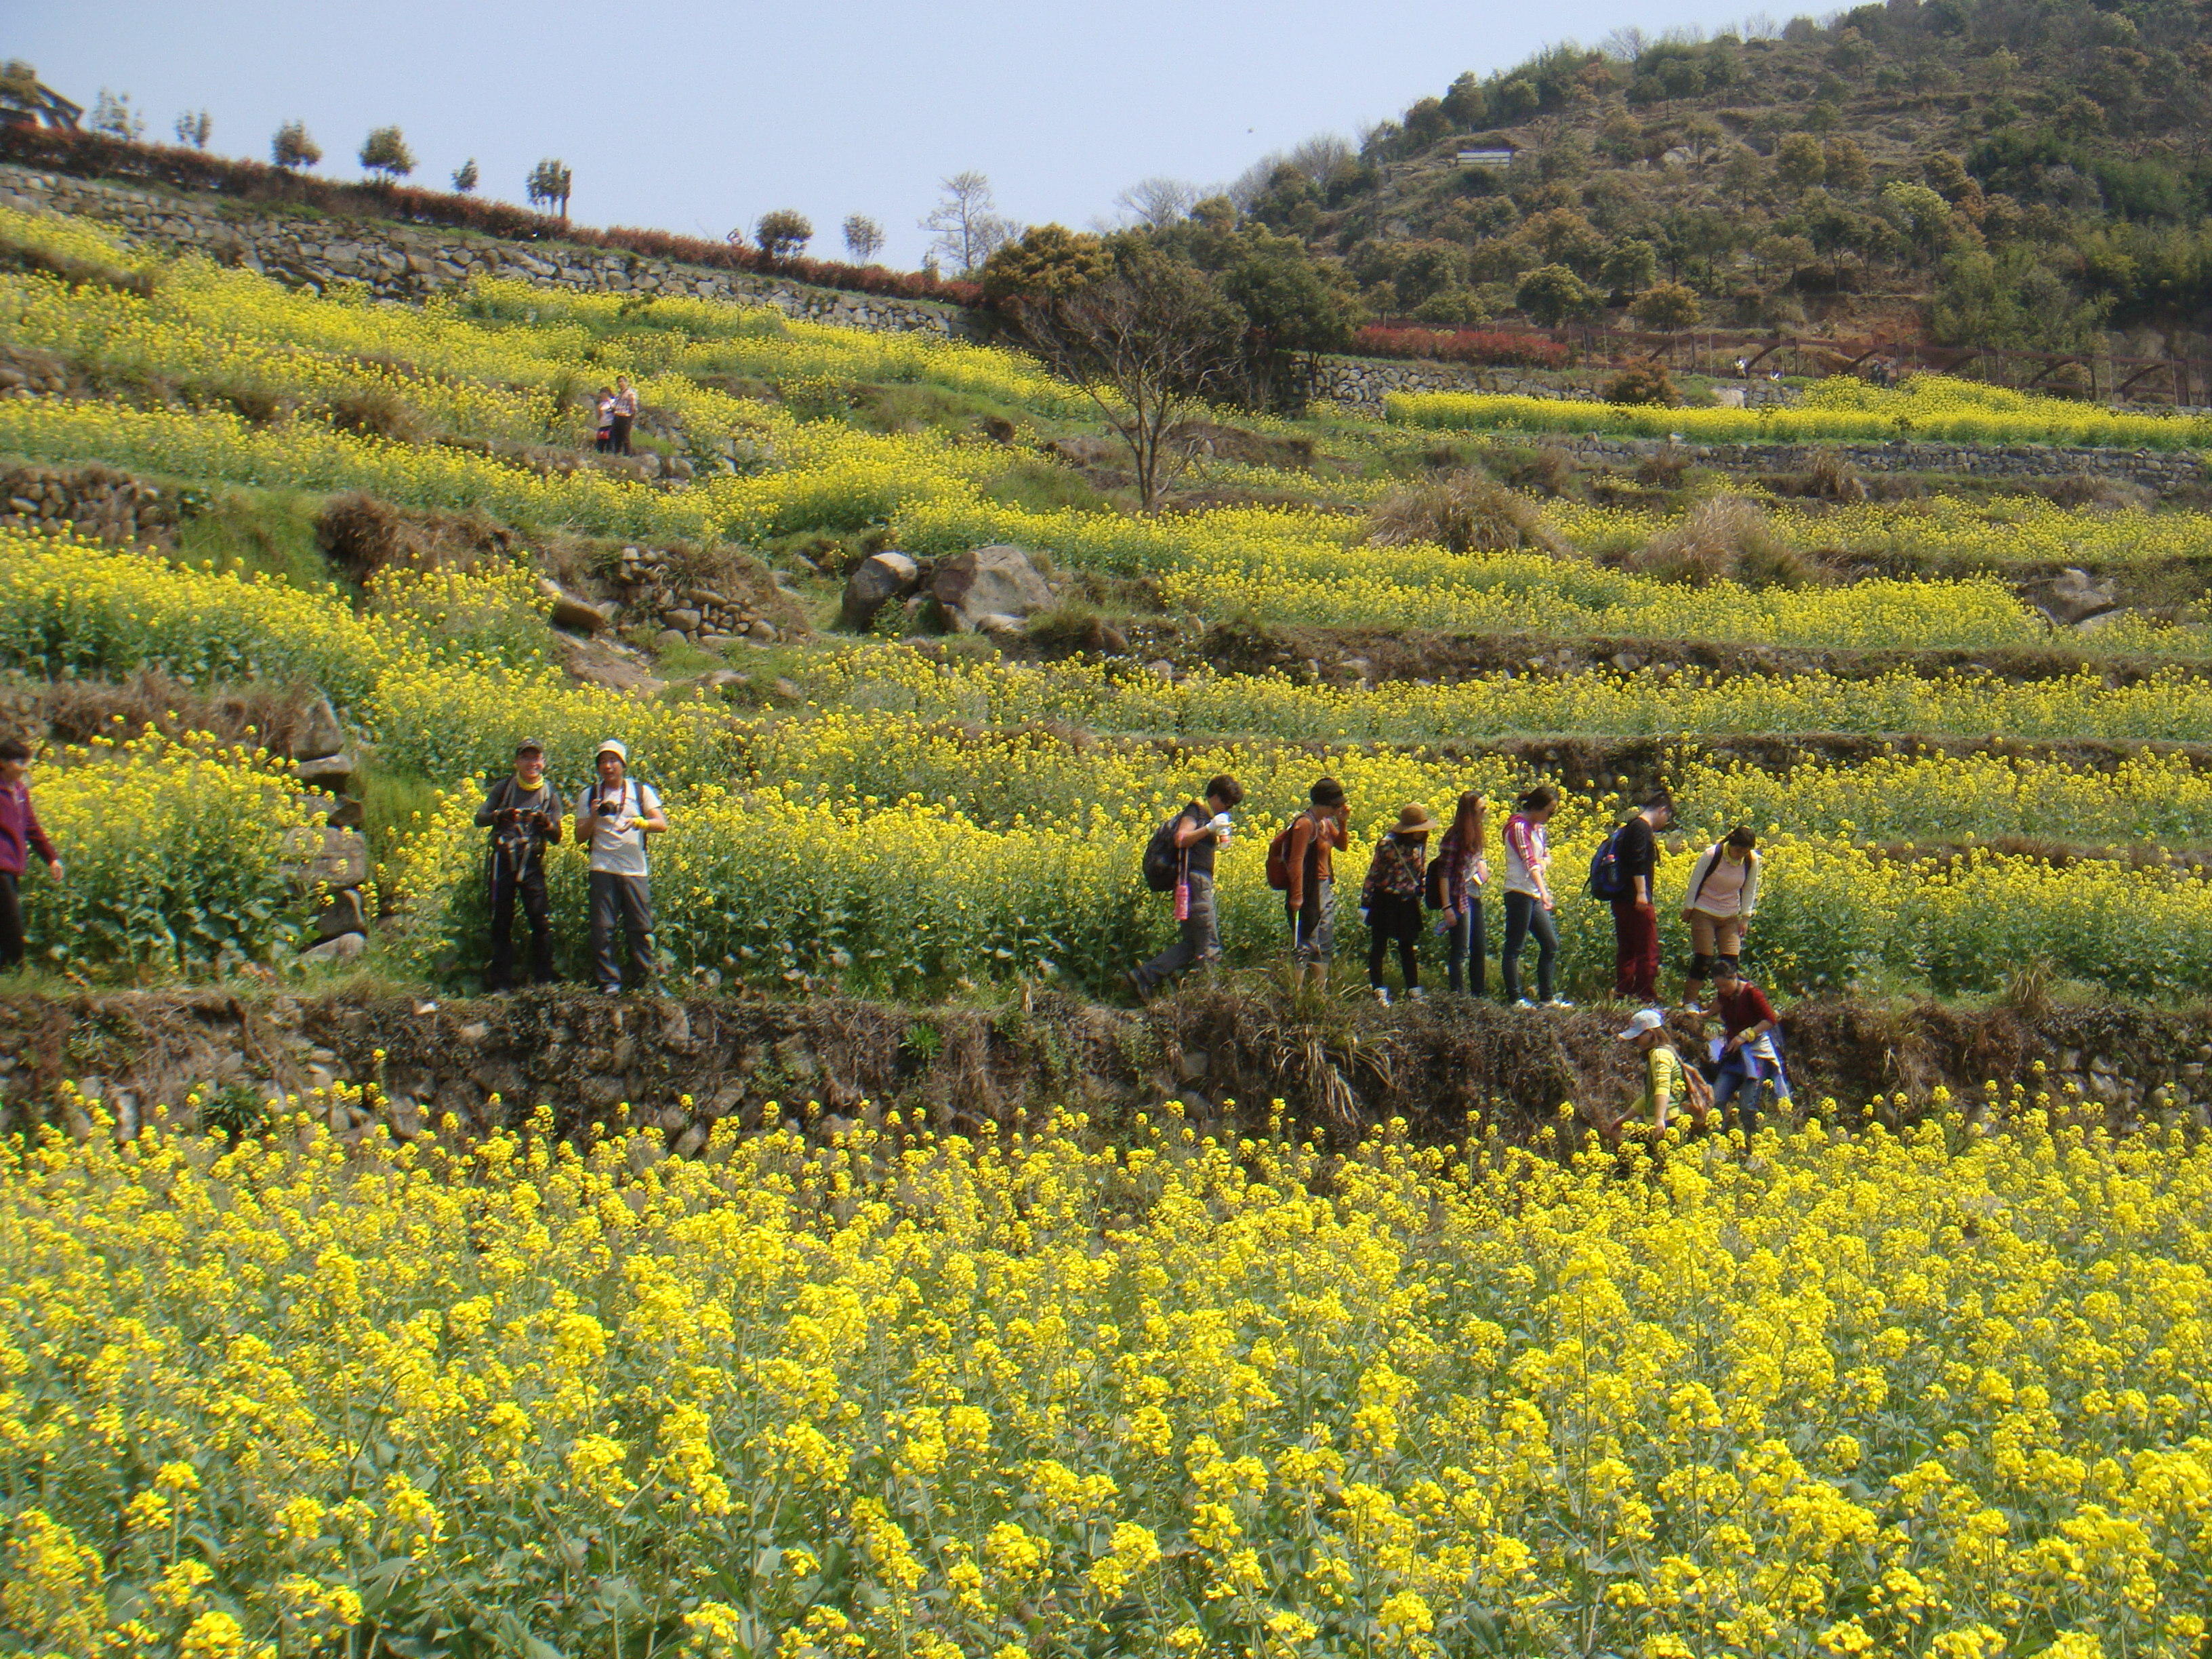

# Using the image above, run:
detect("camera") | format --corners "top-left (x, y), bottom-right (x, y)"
top-left (598, 798), bottom-right (621, 817)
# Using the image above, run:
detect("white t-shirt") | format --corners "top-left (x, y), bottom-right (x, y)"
top-left (576, 779), bottom-right (661, 876)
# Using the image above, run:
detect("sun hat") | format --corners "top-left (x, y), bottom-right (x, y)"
top-left (595, 738), bottom-right (628, 761)
top-left (1393, 803), bottom-right (1438, 835)
top-left (1616, 1008), bottom-right (1667, 1041)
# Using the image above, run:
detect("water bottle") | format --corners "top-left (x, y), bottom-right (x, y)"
top-left (1174, 876), bottom-right (1191, 922)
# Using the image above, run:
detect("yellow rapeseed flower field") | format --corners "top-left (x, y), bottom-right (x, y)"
top-left (1, 1101), bottom-right (2206, 1656)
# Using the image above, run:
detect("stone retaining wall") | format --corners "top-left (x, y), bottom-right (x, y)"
top-left (0, 163), bottom-right (971, 338)
top-left (1518, 431), bottom-right (2208, 492)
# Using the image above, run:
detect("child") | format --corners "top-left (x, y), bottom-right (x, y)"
top-left (593, 386), bottom-right (616, 453)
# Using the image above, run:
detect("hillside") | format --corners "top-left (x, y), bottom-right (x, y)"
top-left (1242, 0), bottom-right (2212, 359)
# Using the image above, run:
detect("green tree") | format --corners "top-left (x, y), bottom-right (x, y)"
top-left (980, 224), bottom-right (1113, 302)
top-left (1881, 182), bottom-right (1952, 266)
top-left (1516, 262), bottom-right (1601, 325)
top-left (754, 209), bottom-right (815, 261)
top-left (526, 159), bottom-right (573, 220)
top-left (1777, 134), bottom-right (1826, 189)
top-left (1629, 281), bottom-right (1702, 330)
top-left (1600, 239), bottom-right (1659, 301)
top-left (359, 126), bottom-right (415, 184)
top-left (451, 158), bottom-right (480, 194)
top-left (1822, 138), bottom-right (1871, 194)
top-left (270, 121), bottom-right (321, 171)
top-left (1441, 71), bottom-right (1488, 129)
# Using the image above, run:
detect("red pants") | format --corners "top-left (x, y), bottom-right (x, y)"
top-left (1612, 898), bottom-right (1660, 1002)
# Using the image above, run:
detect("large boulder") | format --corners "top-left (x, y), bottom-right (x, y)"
top-left (931, 545), bottom-right (1051, 634)
top-left (537, 577), bottom-right (609, 634)
top-left (290, 695), bottom-right (346, 762)
top-left (840, 550), bottom-right (921, 632)
top-left (2024, 567), bottom-right (2118, 627)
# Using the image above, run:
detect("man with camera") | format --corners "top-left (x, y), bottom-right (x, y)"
top-left (474, 738), bottom-right (563, 991)
top-left (575, 738), bottom-right (668, 994)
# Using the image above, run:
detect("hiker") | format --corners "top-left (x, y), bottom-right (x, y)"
top-left (1282, 776), bottom-right (1349, 990)
top-left (0, 737), bottom-right (61, 974)
top-left (1130, 774), bottom-right (1242, 1001)
top-left (1604, 793), bottom-right (1674, 1004)
top-left (474, 738), bottom-right (563, 991)
top-left (1361, 803), bottom-right (1435, 1005)
top-left (1433, 790), bottom-right (1489, 997)
top-left (574, 739), bottom-right (668, 994)
top-left (1709, 958), bottom-right (1792, 1134)
top-left (1501, 786), bottom-right (1568, 1009)
top-left (1601, 1006), bottom-right (1696, 1145)
top-left (1681, 825), bottom-right (1761, 1012)
top-left (609, 376), bottom-right (639, 456)
top-left (592, 386), bottom-right (616, 453)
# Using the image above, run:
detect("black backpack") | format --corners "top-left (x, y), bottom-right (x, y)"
top-left (1142, 808), bottom-right (1188, 893)
top-left (1587, 823), bottom-right (1630, 901)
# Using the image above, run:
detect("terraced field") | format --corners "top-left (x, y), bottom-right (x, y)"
top-left (6, 193), bottom-right (2212, 1656)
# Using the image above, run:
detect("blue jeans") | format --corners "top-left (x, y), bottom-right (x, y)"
top-left (1445, 897), bottom-right (1486, 996)
top-left (1713, 1059), bottom-right (1790, 1133)
top-left (1500, 891), bottom-right (1556, 1004)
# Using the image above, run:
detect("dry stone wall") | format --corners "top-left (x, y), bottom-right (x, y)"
top-left (0, 163), bottom-right (971, 338)
top-left (1516, 430), bottom-right (2209, 493)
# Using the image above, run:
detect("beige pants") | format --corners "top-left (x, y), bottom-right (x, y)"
top-left (1687, 910), bottom-right (1742, 959)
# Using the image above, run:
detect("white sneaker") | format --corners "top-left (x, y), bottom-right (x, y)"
top-left (1406, 986), bottom-right (1427, 1001)
top-left (1511, 998), bottom-right (1538, 1010)
top-left (1681, 1002), bottom-right (1704, 1015)
top-left (1542, 998), bottom-right (1576, 1010)
top-left (1372, 986), bottom-right (1392, 1006)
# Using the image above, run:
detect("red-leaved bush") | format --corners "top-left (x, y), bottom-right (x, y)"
top-left (1351, 325), bottom-right (1573, 369)
top-left (0, 125), bottom-right (982, 308)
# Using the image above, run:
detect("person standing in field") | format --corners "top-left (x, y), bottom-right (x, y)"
top-left (1361, 804), bottom-right (1435, 1006)
top-left (1501, 786), bottom-right (1568, 1009)
top-left (575, 739), bottom-right (668, 994)
top-left (1130, 774), bottom-right (1242, 1001)
top-left (1434, 790), bottom-right (1489, 998)
top-left (592, 386), bottom-right (616, 453)
top-left (1709, 959), bottom-right (1792, 1134)
top-left (1681, 825), bottom-right (1761, 1012)
top-left (474, 737), bottom-right (562, 992)
top-left (1607, 793), bottom-right (1674, 1004)
top-left (609, 376), bottom-right (639, 457)
top-left (1284, 776), bottom-right (1349, 991)
top-left (0, 737), bottom-right (62, 973)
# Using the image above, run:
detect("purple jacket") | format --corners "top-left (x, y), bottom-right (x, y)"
top-left (0, 781), bottom-right (57, 876)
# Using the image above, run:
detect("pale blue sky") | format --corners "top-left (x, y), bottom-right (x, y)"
top-left (18, 0), bottom-right (1742, 267)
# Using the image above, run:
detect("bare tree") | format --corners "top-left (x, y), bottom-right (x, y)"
top-left (1229, 133), bottom-right (1354, 207)
top-left (842, 213), bottom-right (885, 264)
top-left (1113, 176), bottom-right (1200, 230)
top-left (1006, 246), bottom-right (1238, 510)
top-left (89, 89), bottom-right (145, 142)
top-left (173, 109), bottom-right (212, 150)
top-left (920, 171), bottom-right (1019, 275)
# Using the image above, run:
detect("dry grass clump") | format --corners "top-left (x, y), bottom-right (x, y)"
top-left (313, 491), bottom-right (513, 581)
top-left (324, 387), bottom-right (427, 445)
top-left (1620, 495), bottom-right (1824, 588)
top-left (1366, 470), bottom-right (1561, 555)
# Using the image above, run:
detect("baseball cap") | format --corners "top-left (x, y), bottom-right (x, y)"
top-left (514, 737), bottom-right (544, 756)
top-left (595, 738), bottom-right (628, 761)
top-left (1615, 1008), bottom-right (1667, 1041)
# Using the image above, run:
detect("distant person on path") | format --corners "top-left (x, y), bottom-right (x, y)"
top-left (575, 739), bottom-right (668, 994)
top-left (1709, 959), bottom-right (1791, 1134)
top-left (1501, 786), bottom-right (1567, 1008)
top-left (0, 737), bottom-right (61, 974)
top-left (1361, 803), bottom-right (1435, 1005)
top-left (474, 738), bottom-right (563, 991)
top-left (1130, 774), bottom-right (1242, 1001)
top-left (593, 386), bottom-right (616, 453)
top-left (609, 376), bottom-right (639, 457)
top-left (1607, 793), bottom-right (1674, 1004)
top-left (1283, 776), bottom-right (1348, 991)
top-left (1433, 791), bottom-right (1490, 997)
top-left (1681, 826), bottom-right (1761, 1012)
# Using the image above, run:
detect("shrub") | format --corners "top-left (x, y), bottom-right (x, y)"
top-left (1603, 363), bottom-right (1679, 406)
top-left (1620, 495), bottom-right (1818, 587)
top-left (1349, 326), bottom-right (1570, 368)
